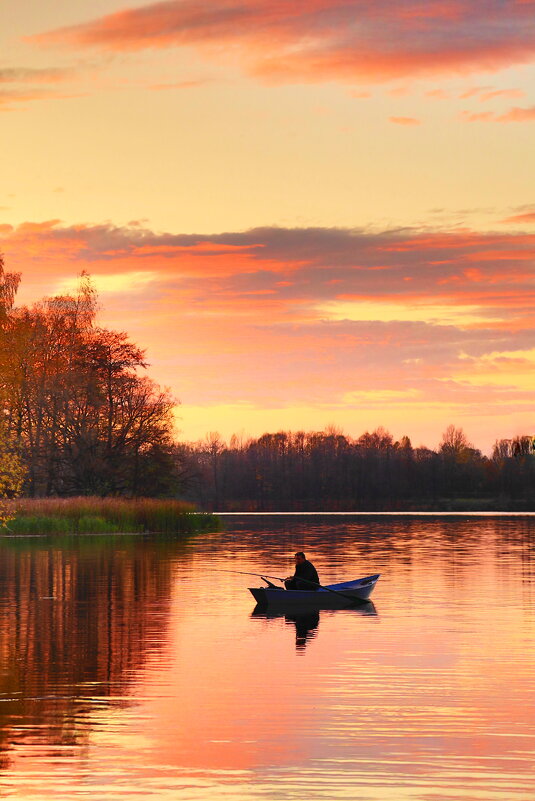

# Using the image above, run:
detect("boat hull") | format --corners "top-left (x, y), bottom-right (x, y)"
top-left (248, 574), bottom-right (380, 608)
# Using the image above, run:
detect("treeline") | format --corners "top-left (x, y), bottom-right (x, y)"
top-left (181, 426), bottom-right (535, 511)
top-left (2, 257), bottom-right (534, 509)
top-left (0, 259), bottom-right (181, 498)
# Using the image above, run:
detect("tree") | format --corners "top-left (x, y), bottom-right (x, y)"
top-left (0, 255), bottom-right (25, 521)
top-left (0, 268), bottom-right (181, 497)
top-left (0, 254), bottom-right (20, 326)
top-left (438, 425), bottom-right (485, 499)
top-left (0, 422), bottom-right (25, 525)
top-left (439, 424), bottom-right (471, 455)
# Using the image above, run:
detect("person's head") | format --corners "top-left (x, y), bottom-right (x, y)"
top-left (294, 552), bottom-right (306, 564)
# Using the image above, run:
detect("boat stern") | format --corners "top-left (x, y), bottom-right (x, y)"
top-left (249, 586), bottom-right (287, 605)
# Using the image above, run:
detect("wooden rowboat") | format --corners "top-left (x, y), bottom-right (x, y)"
top-left (249, 573), bottom-right (380, 607)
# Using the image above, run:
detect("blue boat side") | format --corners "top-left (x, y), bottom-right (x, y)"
top-left (326, 574), bottom-right (380, 591)
top-left (248, 574), bottom-right (380, 605)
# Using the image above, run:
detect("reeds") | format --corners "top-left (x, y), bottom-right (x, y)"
top-left (2, 497), bottom-right (220, 535)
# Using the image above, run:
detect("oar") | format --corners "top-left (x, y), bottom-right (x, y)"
top-left (287, 575), bottom-right (360, 604)
top-left (218, 569), bottom-right (359, 604)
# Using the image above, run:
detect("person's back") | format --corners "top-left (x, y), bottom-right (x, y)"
top-left (295, 557), bottom-right (319, 586)
top-left (285, 552), bottom-right (320, 591)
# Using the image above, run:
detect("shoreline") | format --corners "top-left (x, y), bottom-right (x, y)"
top-left (215, 510), bottom-right (535, 516)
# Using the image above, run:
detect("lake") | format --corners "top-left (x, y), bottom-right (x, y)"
top-left (0, 514), bottom-right (534, 800)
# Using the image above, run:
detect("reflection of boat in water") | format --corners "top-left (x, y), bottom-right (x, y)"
top-left (249, 574), bottom-right (380, 609)
top-left (251, 602), bottom-right (377, 649)
top-left (251, 601), bottom-right (377, 625)
top-left (251, 600), bottom-right (377, 619)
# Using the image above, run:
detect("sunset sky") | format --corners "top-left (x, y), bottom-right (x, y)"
top-left (1, 0), bottom-right (535, 451)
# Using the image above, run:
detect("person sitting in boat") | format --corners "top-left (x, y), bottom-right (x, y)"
top-left (285, 552), bottom-right (320, 591)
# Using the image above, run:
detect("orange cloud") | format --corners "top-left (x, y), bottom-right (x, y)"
top-left (459, 86), bottom-right (492, 98)
top-left (3, 235), bottom-right (532, 393)
top-left (3, 220), bottom-right (535, 325)
top-left (462, 105), bottom-right (535, 122)
top-left (2, 219), bottom-right (534, 447)
top-left (479, 88), bottom-right (525, 101)
top-left (461, 110), bottom-right (497, 122)
top-left (459, 86), bottom-right (524, 102)
top-left (501, 211), bottom-right (535, 224)
top-left (497, 105), bottom-right (535, 121)
top-left (426, 89), bottom-right (450, 99)
top-left (28, 0), bottom-right (535, 84)
top-left (0, 87), bottom-right (81, 110)
top-left (0, 65), bottom-right (83, 110)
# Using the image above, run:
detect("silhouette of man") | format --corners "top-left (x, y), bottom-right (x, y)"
top-left (286, 611), bottom-right (320, 650)
top-left (285, 552), bottom-right (320, 591)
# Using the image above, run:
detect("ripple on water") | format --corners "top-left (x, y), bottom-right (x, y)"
top-left (0, 515), bottom-right (533, 800)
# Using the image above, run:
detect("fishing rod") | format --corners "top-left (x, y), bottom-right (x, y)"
top-left (215, 569), bottom-right (286, 582)
top-left (218, 569), bottom-right (359, 603)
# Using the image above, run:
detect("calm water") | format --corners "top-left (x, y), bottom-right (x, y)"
top-left (0, 515), bottom-right (534, 800)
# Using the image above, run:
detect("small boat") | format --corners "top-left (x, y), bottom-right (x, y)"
top-left (249, 574), bottom-right (380, 608)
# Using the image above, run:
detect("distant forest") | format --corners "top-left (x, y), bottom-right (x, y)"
top-left (1, 257), bottom-right (534, 510)
top-left (180, 426), bottom-right (535, 512)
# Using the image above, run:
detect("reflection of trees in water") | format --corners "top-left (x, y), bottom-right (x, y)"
top-left (223, 515), bottom-right (535, 580)
top-left (0, 539), bottom-right (178, 761)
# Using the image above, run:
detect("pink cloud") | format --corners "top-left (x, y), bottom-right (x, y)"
top-left (459, 85), bottom-right (492, 98)
top-left (2, 220), bottom-right (535, 322)
top-left (479, 88), bottom-right (525, 101)
top-left (2, 220), bottom-right (534, 441)
top-left (28, 0), bottom-right (535, 84)
top-left (462, 105), bottom-right (535, 122)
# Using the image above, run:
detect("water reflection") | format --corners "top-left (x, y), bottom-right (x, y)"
top-left (251, 601), bottom-right (377, 650)
top-left (287, 611), bottom-right (319, 650)
top-left (0, 516), bottom-right (533, 801)
top-left (251, 608), bottom-right (320, 650)
top-left (0, 536), bottom-right (178, 767)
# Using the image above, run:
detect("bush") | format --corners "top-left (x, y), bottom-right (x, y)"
top-left (1, 497), bottom-right (220, 536)
top-left (76, 515), bottom-right (120, 534)
top-left (8, 515), bottom-right (71, 534)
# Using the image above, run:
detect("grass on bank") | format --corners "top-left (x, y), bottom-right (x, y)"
top-left (2, 497), bottom-right (220, 536)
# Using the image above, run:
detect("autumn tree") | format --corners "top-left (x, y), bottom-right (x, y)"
top-left (0, 424), bottom-right (26, 525)
top-left (0, 267), bottom-right (181, 498)
top-left (0, 255), bottom-right (25, 521)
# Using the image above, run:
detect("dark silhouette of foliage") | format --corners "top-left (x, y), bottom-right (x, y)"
top-left (0, 263), bottom-right (181, 498)
top-left (184, 426), bottom-right (535, 511)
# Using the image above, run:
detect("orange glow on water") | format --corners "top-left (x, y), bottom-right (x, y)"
top-left (0, 517), bottom-right (534, 798)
